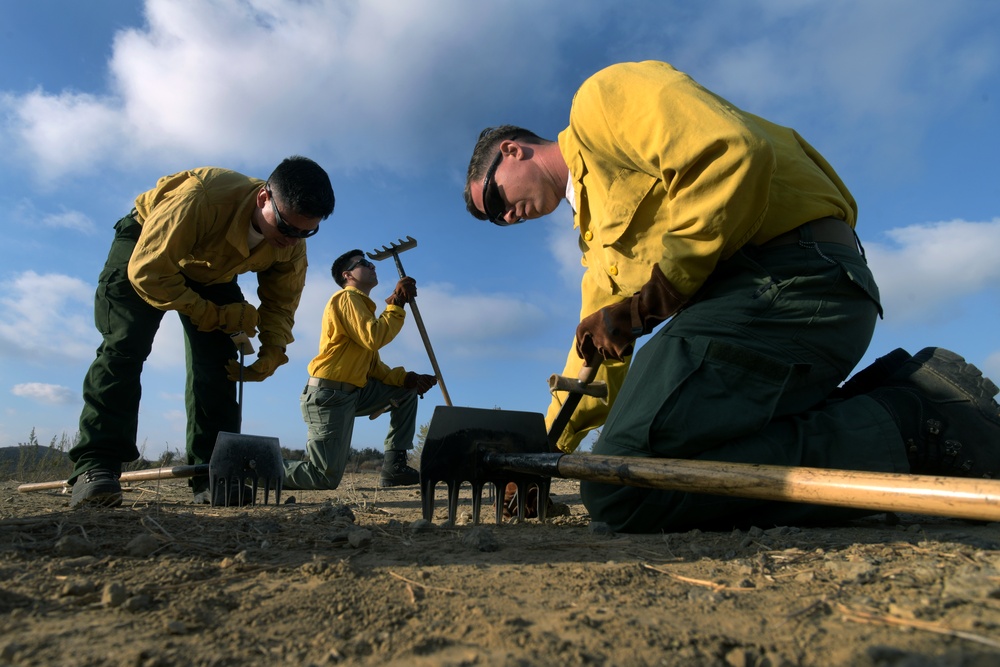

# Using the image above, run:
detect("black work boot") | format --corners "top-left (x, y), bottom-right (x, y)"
top-left (833, 348), bottom-right (912, 399)
top-left (379, 450), bottom-right (419, 488)
top-left (70, 468), bottom-right (123, 509)
top-left (870, 347), bottom-right (1000, 478)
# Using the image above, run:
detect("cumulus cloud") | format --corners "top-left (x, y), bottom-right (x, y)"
top-left (11, 382), bottom-right (76, 405)
top-left (865, 219), bottom-right (1000, 322)
top-left (12, 199), bottom-right (96, 234)
top-left (0, 271), bottom-right (97, 361)
top-left (2, 0), bottom-right (584, 182)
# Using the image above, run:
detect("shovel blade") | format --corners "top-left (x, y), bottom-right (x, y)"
top-left (209, 432), bottom-right (283, 506)
top-left (420, 406), bottom-right (551, 525)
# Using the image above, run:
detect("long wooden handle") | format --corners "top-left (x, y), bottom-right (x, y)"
top-left (390, 252), bottom-right (452, 407)
top-left (17, 464), bottom-right (209, 493)
top-left (485, 452), bottom-right (1000, 522)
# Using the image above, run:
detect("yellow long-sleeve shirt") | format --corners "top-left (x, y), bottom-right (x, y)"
top-left (128, 167), bottom-right (307, 348)
top-left (307, 287), bottom-right (408, 388)
top-left (547, 60), bottom-right (857, 452)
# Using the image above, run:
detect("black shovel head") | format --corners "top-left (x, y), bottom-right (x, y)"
top-left (209, 432), bottom-right (283, 506)
top-left (420, 406), bottom-right (551, 525)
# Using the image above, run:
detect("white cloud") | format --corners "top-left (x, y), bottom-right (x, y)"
top-left (0, 271), bottom-right (97, 361)
top-left (865, 219), bottom-right (1000, 322)
top-left (42, 210), bottom-right (96, 234)
top-left (12, 199), bottom-right (96, 234)
top-left (545, 206), bottom-right (585, 293)
top-left (7, 90), bottom-right (124, 181)
top-left (2, 0), bottom-right (582, 182)
top-left (11, 382), bottom-right (76, 405)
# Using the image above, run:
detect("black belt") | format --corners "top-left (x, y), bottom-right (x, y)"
top-left (761, 217), bottom-right (858, 251)
top-left (306, 377), bottom-right (358, 393)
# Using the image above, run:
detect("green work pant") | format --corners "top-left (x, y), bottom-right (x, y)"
top-left (69, 214), bottom-right (242, 487)
top-left (581, 234), bottom-right (909, 533)
top-left (283, 379), bottom-right (419, 490)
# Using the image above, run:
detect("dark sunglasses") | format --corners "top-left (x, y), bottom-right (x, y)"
top-left (346, 258), bottom-right (375, 272)
top-left (481, 149), bottom-right (523, 226)
top-left (266, 185), bottom-right (319, 239)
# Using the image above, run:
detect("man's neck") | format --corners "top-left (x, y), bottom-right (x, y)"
top-left (347, 281), bottom-right (373, 297)
top-left (537, 141), bottom-right (570, 202)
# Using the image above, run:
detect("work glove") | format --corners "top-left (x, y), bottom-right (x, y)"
top-left (500, 482), bottom-right (553, 520)
top-left (197, 301), bottom-right (259, 337)
top-left (226, 345), bottom-right (288, 382)
top-left (385, 277), bottom-right (417, 307)
top-left (403, 371), bottom-right (437, 396)
top-left (576, 265), bottom-right (687, 362)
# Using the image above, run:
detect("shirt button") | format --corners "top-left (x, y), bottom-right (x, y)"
top-left (609, 266), bottom-right (618, 276)
top-left (583, 231), bottom-right (593, 241)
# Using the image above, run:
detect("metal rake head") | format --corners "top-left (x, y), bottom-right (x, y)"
top-left (209, 432), bottom-right (283, 506)
top-left (420, 406), bottom-right (551, 525)
top-left (367, 236), bottom-right (417, 261)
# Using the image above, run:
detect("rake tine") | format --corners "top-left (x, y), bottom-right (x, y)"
top-left (494, 481), bottom-right (506, 525)
top-left (471, 482), bottom-right (487, 525)
top-left (516, 482), bottom-right (528, 523)
top-left (446, 481), bottom-right (462, 524)
top-left (537, 480), bottom-right (551, 521)
top-left (421, 479), bottom-right (437, 521)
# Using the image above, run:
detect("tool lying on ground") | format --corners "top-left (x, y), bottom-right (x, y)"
top-left (421, 405), bottom-right (1000, 524)
top-left (18, 462), bottom-right (211, 494)
top-left (367, 236), bottom-right (452, 407)
top-left (421, 356), bottom-right (1000, 525)
top-left (19, 336), bottom-right (283, 506)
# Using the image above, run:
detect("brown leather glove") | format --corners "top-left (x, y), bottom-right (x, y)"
top-left (576, 265), bottom-right (686, 362)
top-left (385, 277), bottom-right (417, 307)
top-left (226, 345), bottom-right (288, 382)
top-left (403, 371), bottom-right (437, 395)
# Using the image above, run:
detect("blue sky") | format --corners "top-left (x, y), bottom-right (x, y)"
top-left (2, 0), bottom-right (998, 460)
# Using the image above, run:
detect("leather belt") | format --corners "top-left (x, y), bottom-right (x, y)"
top-left (761, 217), bottom-right (857, 251)
top-left (306, 377), bottom-right (358, 393)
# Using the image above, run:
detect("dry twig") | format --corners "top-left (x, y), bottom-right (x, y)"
top-left (836, 603), bottom-right (1000, 649)
top-left (388, 570), bottom-right (461, 595)
top-left (641, 563), bottom-right (755, 592)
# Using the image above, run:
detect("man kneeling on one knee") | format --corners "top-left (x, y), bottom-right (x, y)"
top-left (284, 249), bottom-right (437, 490)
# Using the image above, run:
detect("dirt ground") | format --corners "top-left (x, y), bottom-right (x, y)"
top-left (2, 472), bottom-right (1000, 667)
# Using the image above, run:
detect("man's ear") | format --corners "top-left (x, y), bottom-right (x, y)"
top-left (503, 139), bottom-right (531, 160)
top-left (255, 186), bottom-right (268, 208)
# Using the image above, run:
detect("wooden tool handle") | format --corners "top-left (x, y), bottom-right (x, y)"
top-left (17, 464), bottom-right (209, 493)
top-left (546, 361), bottom-right (600, 450)
top-left (483, 451), bottom-right (1000, 522)
top-left (554, 455), bottom-right (1000, 523)
top-left (548, 373), bottom-right (608, 398)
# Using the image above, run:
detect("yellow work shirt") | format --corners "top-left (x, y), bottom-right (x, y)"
top-left (548, 60), bottom-right (857, 452)
top-left (307, 287), bottom-right (408, 389)
top-left (129, 167), bottom-right (308, 349)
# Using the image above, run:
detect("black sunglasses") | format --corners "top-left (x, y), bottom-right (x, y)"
top-left (481, 149), bottom-right (523, 226)
top-left (266, 185), bottom-right (319, 239)
top-left (346, 258), bottom-right (375, 272)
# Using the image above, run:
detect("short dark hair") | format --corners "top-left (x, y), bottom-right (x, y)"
top-left (267, 156), bottom-right (335, 220)
top-left (463, 125), bottom-right (545, 220)
top-left (331, 248), bottom-right (365, 288)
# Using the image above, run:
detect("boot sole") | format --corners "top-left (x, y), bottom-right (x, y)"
top-left (906, 348), bottom-right (1000, 409)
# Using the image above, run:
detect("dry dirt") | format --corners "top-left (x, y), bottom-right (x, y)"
top-left (2, 473), bottom-right (1000, 667)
